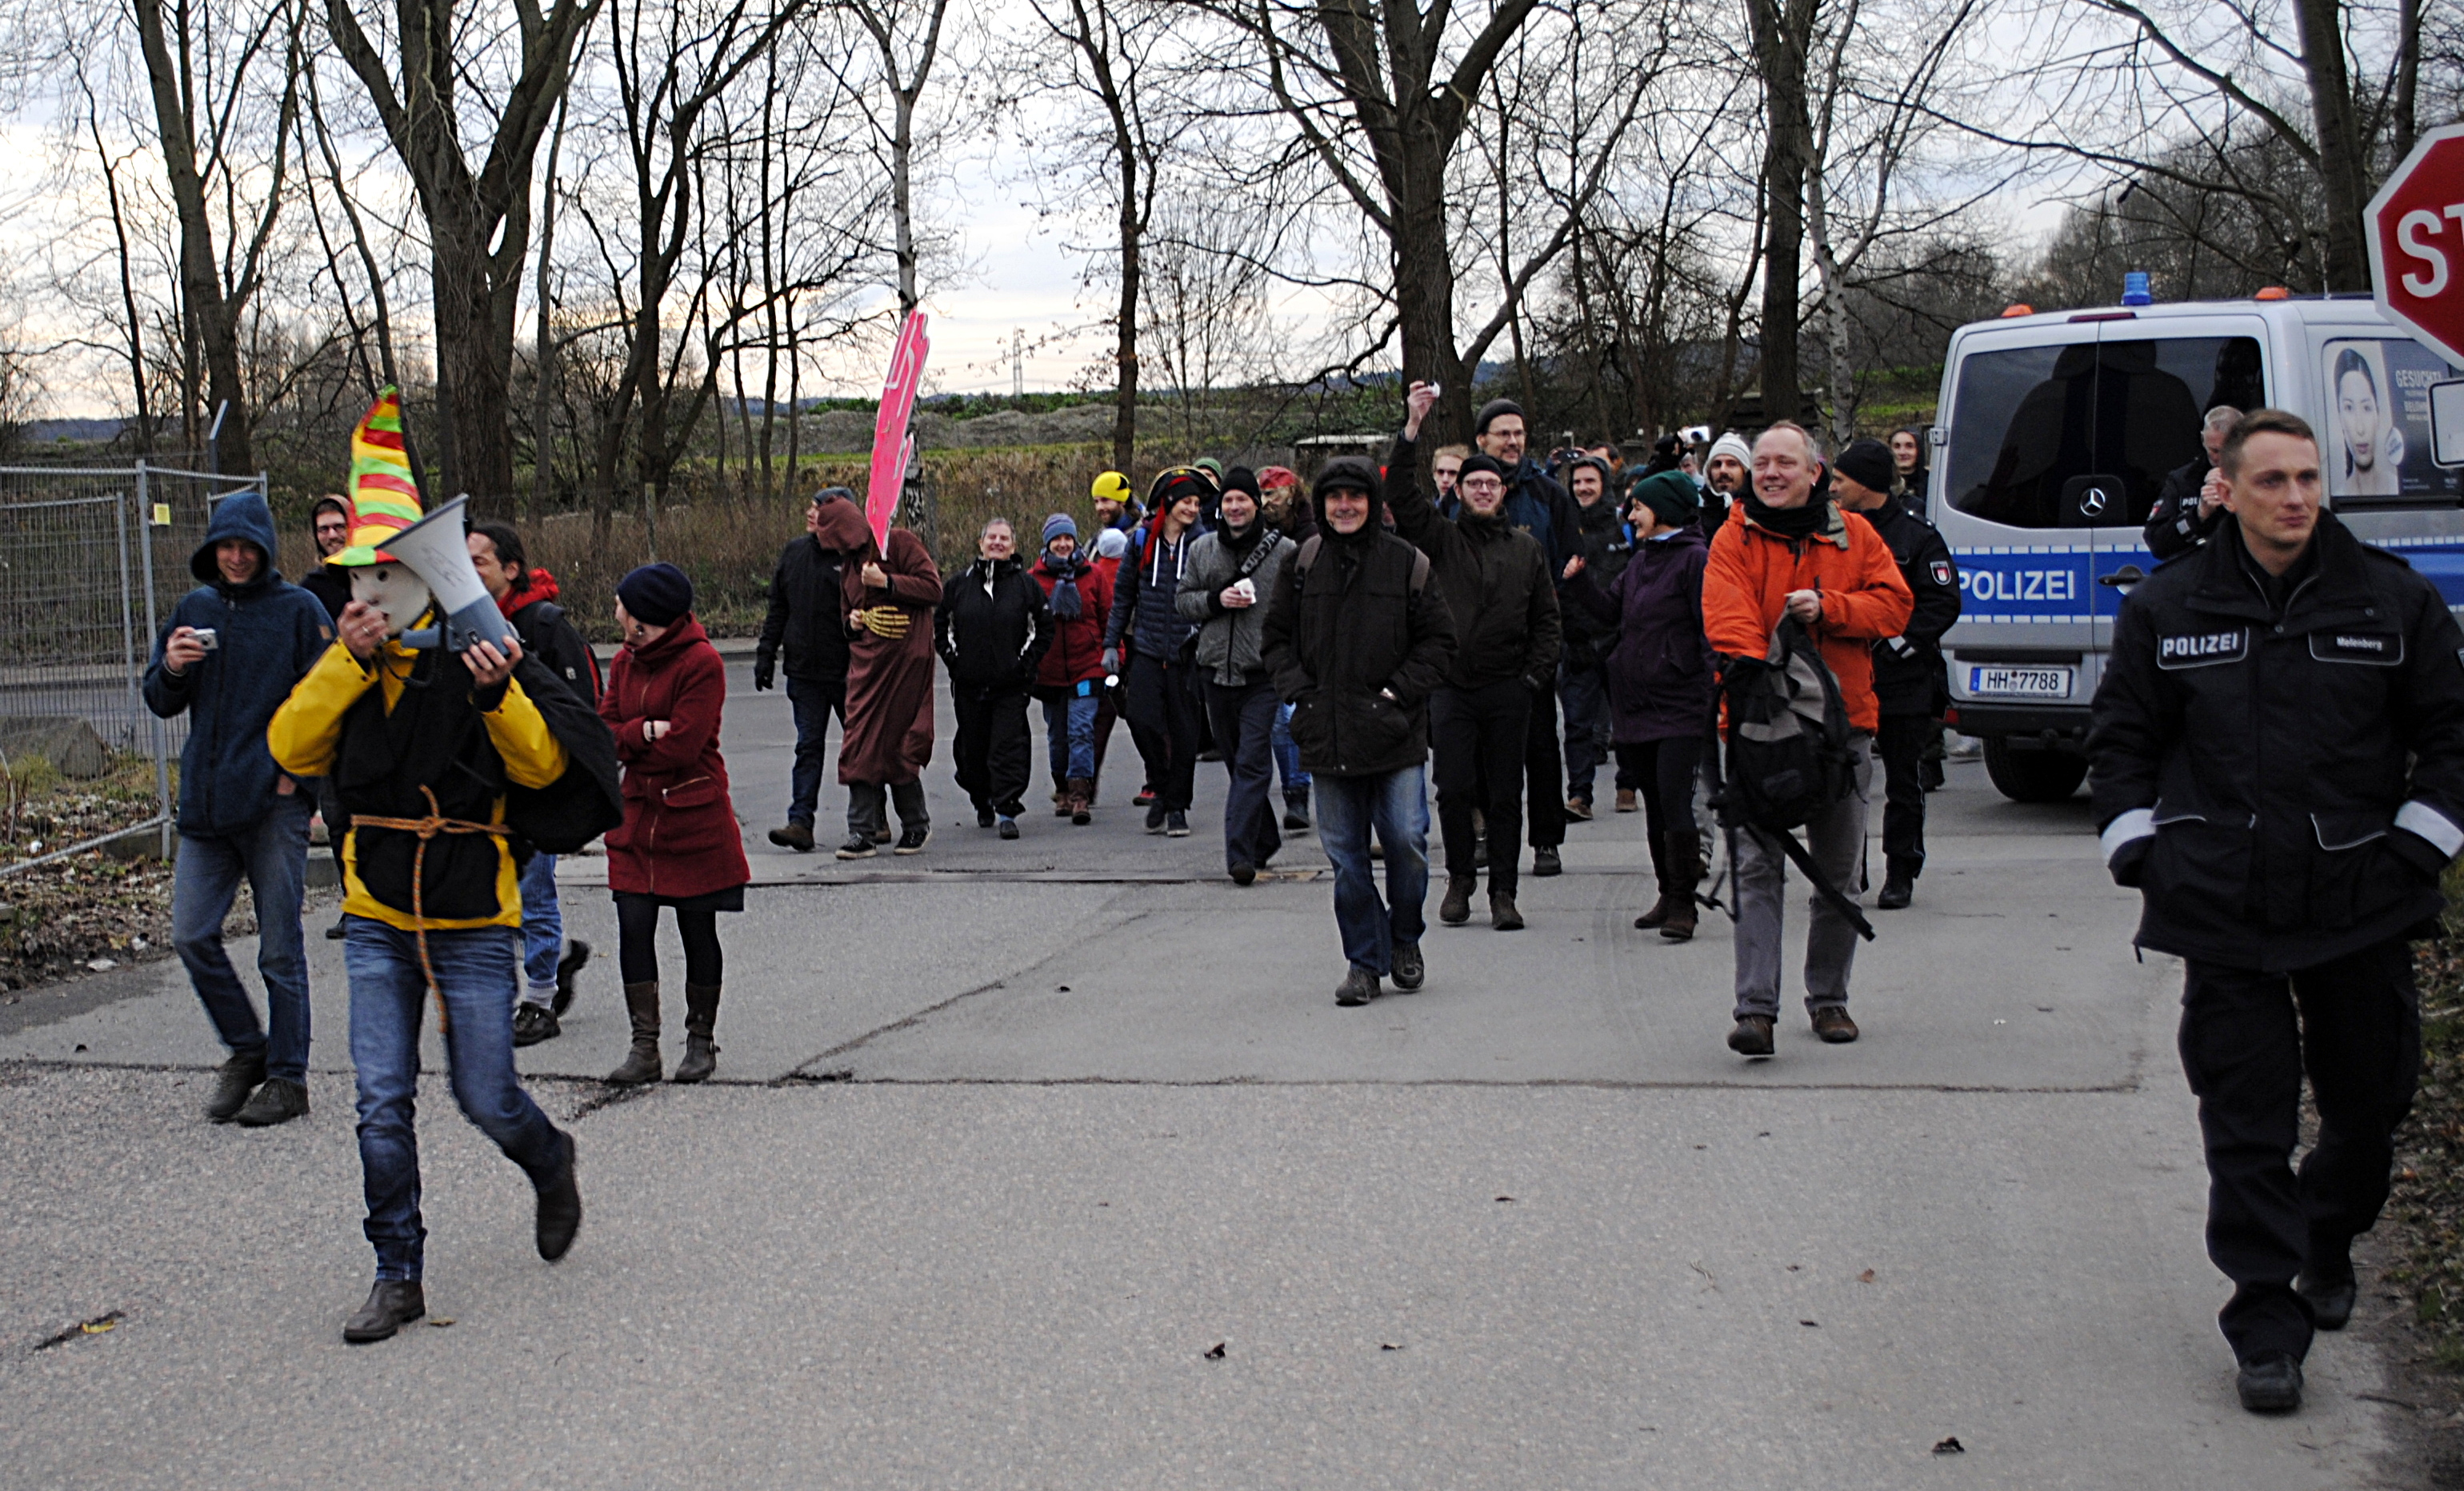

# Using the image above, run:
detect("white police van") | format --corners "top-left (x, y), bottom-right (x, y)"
top-left (1926, 290), bottom-right (2464, 801)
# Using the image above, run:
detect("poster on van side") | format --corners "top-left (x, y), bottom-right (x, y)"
top-left (2322, 337), bottom-right (2464, 501)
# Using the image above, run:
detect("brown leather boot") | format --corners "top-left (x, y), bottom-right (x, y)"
top-left (1066, 777), bottom-right (1094, 825)
top-left (604, 981), bottom-right (662, 1085)
top-left (1634, 829), bottom-right (1672, 928)
top-left (672, 983), bottom-right (721, 1083)
top-left (1660, 831), bottom-right (1702, 940)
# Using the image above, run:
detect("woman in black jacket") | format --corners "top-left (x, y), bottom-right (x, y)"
top-left (937, 518), bottom-right (1054, 837)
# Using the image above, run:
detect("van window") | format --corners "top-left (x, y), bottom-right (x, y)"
top-left (2322, 337), bottom-right (2464, 506)
top-left (1948, 335), bottom-right (2265, 528)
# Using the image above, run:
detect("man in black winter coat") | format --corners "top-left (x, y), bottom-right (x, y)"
top-left (1262, 451), bottom-right (1455, 1008)
top-left (1393, 384), bottom-right (1563, 932)
top-left (756, 489), bottom-right (860, 850)
top-left (302, 496), bottom-right (355, 619)
top-left (937, 518), bottom-right (1054, 835)
top-left (1557, 455), bottom-right (1624, 819)
top-left (1832, 440), bottom-right (1960, 908)
top-left (2090, 410), bottom-right (2464, 1415)
top-left (1470, 398), bottom-right (1581, 873)
top-left (2143, 405), bottom-right (2241, 561)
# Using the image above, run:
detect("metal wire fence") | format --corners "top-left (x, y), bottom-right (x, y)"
top-left (0, 462), bottom-right (270, 873)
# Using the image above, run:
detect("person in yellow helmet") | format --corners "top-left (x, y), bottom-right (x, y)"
top-left (1092, 470), bottom-right (1143, 538)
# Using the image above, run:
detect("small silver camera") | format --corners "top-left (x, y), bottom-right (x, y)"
top-left (193, 629), bottom-right (219, 651)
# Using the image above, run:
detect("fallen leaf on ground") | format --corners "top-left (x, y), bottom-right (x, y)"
top-left (429, 1317), bottom-right (455, 1328)
top-left (1857, 1269), bottom-right (1877, 1283)
top-left (1203, 1342), bottom-right (1226, 1360)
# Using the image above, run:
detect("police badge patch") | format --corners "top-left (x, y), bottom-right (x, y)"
top-left (1929, 560), bottom-right (1953, 586)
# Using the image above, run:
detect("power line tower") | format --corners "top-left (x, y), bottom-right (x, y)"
top-left (1012, 328), bottom-right (1026, 402)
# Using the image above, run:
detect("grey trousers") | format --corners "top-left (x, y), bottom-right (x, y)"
top-left (1732, 734), bottom-right (1873, 1020)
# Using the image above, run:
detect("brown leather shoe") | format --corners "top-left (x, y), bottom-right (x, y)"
top-left (1727, 1015), bottom-right (1775, 1057)
top-left (1614, 789), bottom-right (1638, 813)
top-left (1811, 1005), bottom-right (1859, 1043)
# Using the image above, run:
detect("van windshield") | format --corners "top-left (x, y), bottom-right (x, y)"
top-left (1948, 335), bottom-right (2265, 528)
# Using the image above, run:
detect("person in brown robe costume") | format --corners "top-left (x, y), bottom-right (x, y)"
top-left (814, 499), bottom-right (942, 857)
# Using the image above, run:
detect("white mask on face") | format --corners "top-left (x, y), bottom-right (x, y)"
top-left (351, 563), bottom-right (433, 637)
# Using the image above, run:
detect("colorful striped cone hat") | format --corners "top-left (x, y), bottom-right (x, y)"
top-left (334, 387), bottom-right (421, 566)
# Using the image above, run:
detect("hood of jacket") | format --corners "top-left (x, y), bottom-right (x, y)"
top-left (812, 498), bottom-right (876, 555)
top-left (1310, 457), bottom-right (1382, 540)
top-left (190, 490), bottom-right (283, 591)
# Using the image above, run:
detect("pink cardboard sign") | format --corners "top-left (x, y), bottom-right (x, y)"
top-left (867, 310), bottom-right (931, 554)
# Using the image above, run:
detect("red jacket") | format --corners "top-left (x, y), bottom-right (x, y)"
top-left (598, 614), bottom-right (750, 898)
top-left (1702, 500), bottom-right (1912, 734)
top-left (1030, 556), bottom-right (1114, 690)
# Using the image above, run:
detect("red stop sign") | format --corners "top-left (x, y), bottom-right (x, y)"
top-left (2370, 122), bottom-right (2464, 367)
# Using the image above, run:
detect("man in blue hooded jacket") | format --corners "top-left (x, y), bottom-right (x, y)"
top-left (142, 490), bottom-right (333, 1127)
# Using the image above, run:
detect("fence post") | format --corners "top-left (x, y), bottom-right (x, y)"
top-left (136, 460), bottom-right (171, 859)
top-left (114, 490), bottom-right (138, 753)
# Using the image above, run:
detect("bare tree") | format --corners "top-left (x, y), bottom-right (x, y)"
top-left (838, 0), bottom-right (953, 314)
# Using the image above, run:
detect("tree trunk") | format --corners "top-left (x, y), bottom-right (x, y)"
top-left (2290, 0), bottom-right (2370, 291)
top-left (1748, 0), bottom-right (1818, 430)
top-left (1112, 114), bottom-right (1141, 473)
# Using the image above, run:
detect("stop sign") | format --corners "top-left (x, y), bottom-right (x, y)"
top-left (2370, 122), bottom-right (2464, 368)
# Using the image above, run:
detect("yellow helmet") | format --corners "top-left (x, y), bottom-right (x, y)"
top-left (1090, 470), bottom-right (1133, 503)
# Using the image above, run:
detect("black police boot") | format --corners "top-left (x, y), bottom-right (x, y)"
top-left (1877, 857), bottom-right (1919, 909)
top-left (205, 1050), bottom-right (266, 1124)
top-left (342, 1280), bottom-right (426, 1343)
top-left (2236, 1351), bottom-right (2303, 1413)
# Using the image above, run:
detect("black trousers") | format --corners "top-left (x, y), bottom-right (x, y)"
top-left (614, 892), bottom-right (723, 987)
top-left (1204, 678), bottom-right (1283, 871)
top-left (2179, 937), bottom-right (2420, 1361)
top-left (952, 682), bottom-right (1033, 817)
top-left (1613, 736), bottom-right (1700, 883)
top-left (1123, 653), bottom-right (1201, 811)
top-left (1431, 680), bottom-right (1531, 893)
top-left (1875, 713), bottom-right (1932, 875)
top-left (1524, 685), bottom-right (1566, 848)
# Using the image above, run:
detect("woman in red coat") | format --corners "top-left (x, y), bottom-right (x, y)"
top-left (598, 563), bottom-right (750, 1086)
top-left (1030, 514), bottom-right (1114, 823)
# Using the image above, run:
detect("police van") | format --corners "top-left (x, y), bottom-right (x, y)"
top-left (1926, 290), bottom-right (2464, 801)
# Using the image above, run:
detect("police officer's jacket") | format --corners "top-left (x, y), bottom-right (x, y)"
top-left (1862, 500), bottom-right (1961, 718)
top-left (2089, 509), bottom-right (2464, 971)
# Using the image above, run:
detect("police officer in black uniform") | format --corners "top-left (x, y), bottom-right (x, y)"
top-left (1833, 439), bottom-right (1961, 909)
top-left (2142, 405), bottom-right (2241, 561)
top-left (2090, 410), bottom-right (2464, 1415)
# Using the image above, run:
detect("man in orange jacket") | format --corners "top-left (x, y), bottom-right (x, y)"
top-left (1702, 422), bottom-right (1913, 1057)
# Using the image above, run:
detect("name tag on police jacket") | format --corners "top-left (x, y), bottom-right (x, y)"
top-left (2310, 631), bottom-right (2404, 665)
top-left (2156, 628), bottom-right (2248, 669)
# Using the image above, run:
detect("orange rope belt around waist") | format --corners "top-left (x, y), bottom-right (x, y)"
top-left (350, 785), bottom-right (510, 1030)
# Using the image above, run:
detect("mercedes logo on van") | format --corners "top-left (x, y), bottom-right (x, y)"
top-left (2080, 486), bottom-right (2110, 518)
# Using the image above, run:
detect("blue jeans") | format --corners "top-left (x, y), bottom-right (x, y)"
top-left (1314, 766), bottom-right (1430, 977)
top-left (1044, 691), bottom-right (1098, 781)
top-left (346, 918), bottom-right (564, 1281)
top-left (1272, 702), bottom-right (1310, 793)
top-left (1558, 662), bottom-right (1610, 801)
top-left (1204, 678), bottom-right (1283, 871)
top-left (517, 851), bottom-right (561, 1007)
top-left (174, 792), bottom-right (313, 1082)
top-left (784, 677), bottom-right (846, 828)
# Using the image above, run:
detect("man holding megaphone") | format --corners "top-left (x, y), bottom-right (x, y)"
top-left (267, 391), bottom-right (621, 1344)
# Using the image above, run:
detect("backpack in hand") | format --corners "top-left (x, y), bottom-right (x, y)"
top-left (1702, 614), bottom-right (1873, 941)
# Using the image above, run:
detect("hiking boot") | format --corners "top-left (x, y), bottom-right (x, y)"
top-left (1614, 789), bottom-right (1638, 813)
top-left (1811, 1006), bottom-right (1859, 1044)
top-left (2236, 1352), bottom-right (2303, 1413)
top-left (535, 1129), bottom-right (582, 1261)
top-left (1659, 890), bottom-right (1699, 941)
top-left (1165, 809), bottom-right (1190, 837)
top-left (551, 940), bottom-right (590, 1015)
top-left (1566, 795), bottom-right (1593, 821)
top-left (234, 1077), bottom-right (310, 1128)
top-left (1532, 845), bottom-right (1562, 877)
top-left (1230, 862), bottom-right (1257, 886)
top-left (1876, 873), bottom-right (1914, 909)
top-left (998, 816), bottom-right (1020, 840)
top-left (1283, 788), bottom-right (1311, 832)
top-left (342, 1280), bottom-right (425, 1344)
top-left (1391, 942), bottom-right (1425, 992)
top-left (2299, 1261), bottom-right (2358, 1331)
top-left (206, 1050), bottom-right (266, 1124)
top-left (1335, 967), bottom-right (1380, 1007)
top-left (1440, 876), bottom-right (1475, 925)
top-left (1490, 890), bottom-right (1524, 931)
top-left (1634, 891), bottom-right (1674, 930)
top-left (835, 834), bottom-right (878, 860)
top-left (768, 822), bottom-right (815, 852)
top-left (1727, 1015), bottom-right (1775, 1057)
top-left (1146, 802), bottom-right (1168, 833)
top-left (895, 825), bottom-right (930, 854)
top-left (513, 1002), bottom-right (560, 1047)
top-left (1068, 778), bottom-right (1094, 825)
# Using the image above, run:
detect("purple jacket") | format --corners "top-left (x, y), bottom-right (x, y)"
top-left (1567, 526), bottom-right (1714, 743)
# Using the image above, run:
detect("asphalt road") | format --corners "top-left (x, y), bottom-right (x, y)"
top-left (0, 658), bottom-right (2410, 1488)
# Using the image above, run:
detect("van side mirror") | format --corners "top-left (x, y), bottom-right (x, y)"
top-left (2432, 380), bottom-right (2464, 468)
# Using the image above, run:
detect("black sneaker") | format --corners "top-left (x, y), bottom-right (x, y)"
top-left (1877, 872), bottom-right (1914, 909)
top-left (894, 825), bottom-right (930, 854)
top-left (835, 834), bottom-right (878, 860)
top-left (1146, 803), bottom-right (1168, 834)
top-left (2298, 1264), bottom-right (2358, 1331)
top-left (513, 1002), bottom-right (561, 1047)
top-left (535, 1129), bottom-right (582, 1261)
top-left (977, 805), bottom-right (996, 829)
top-left (206, 1050), bottom-right (266, 1123)
top-left (551, 940), bottom-right (590, 1015)
top-left (1166, 810), bottom-right (1191, 837)
top-left (342, 1280), bottom-right (425, 1344)
top-left (1230, 862), bottom-right (1256, 886)
top-left (2236, 1351), bottom-right (2302, 1413)
top-left (1391, 942), bottom-right (1425, 992)
top-left (1335, 967), bottom-right (1380, 1006)
top-left (1532, 845), bottom-right (1562, 877)
top-left (233, 1076), bottom-right (310, 1127)
top-left (998, 817), bottom-right (1020, 840)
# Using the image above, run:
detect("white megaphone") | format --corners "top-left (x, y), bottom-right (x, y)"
top-left (379, 495), bottom-right (519, 653)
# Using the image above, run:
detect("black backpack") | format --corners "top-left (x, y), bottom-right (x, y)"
top-left (1702, 616), bottom-right (1874, 940)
